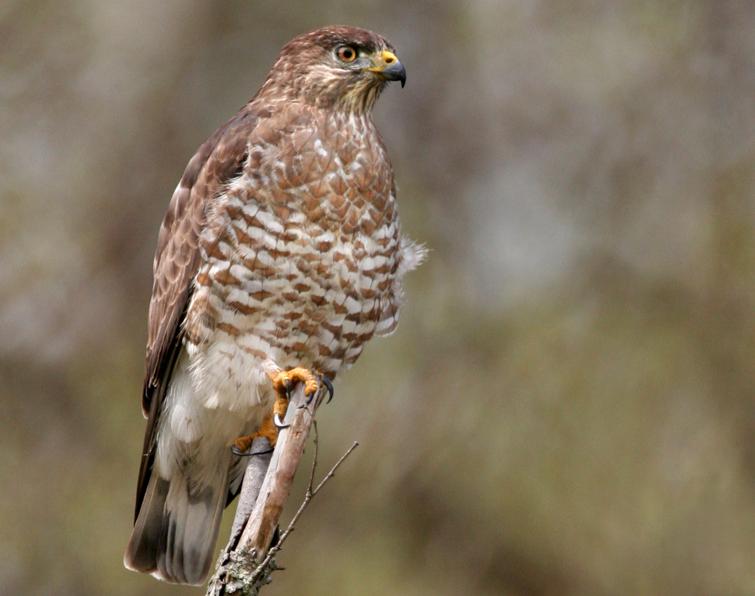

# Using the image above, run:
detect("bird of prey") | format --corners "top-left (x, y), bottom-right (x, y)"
top-left (124, 25), bottom-right (425, 585)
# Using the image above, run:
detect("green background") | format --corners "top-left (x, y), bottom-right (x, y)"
top-left (1, 1), bottom-right (753, 594)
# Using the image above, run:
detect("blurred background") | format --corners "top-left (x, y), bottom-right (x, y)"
top-left (1, 1), bottom-right (753, 595)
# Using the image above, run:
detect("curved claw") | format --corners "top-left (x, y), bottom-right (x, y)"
top-left (321, 375), bottom-right (334, 404)
top-left (274, 412), bottom-right (290, 429)
top-left (304, 375), bottom-right (334, 405)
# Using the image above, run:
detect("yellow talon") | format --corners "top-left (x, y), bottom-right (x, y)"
top-left (272, 367), bottom-right (320, 398)
top-left (269, 367), bottom-right (321, 423)
top-left (233, 368), bottom-right (329, 455)
top-left (232, 413), bottom-right (278, 454)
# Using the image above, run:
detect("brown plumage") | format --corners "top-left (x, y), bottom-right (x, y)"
top-left (124, 25), bottom-right (424, 585)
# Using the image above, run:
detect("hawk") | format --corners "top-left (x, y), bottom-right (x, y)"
top-left (124, 26), bottom-right (425, 585)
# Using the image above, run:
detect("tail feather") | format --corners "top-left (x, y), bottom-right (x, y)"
top-left (124, 464), bottom-right (229, 585)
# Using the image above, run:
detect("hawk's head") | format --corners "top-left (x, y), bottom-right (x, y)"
top-left (259, 26), bottom-right (406, 113)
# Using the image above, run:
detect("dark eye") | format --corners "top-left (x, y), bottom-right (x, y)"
top-left (336, 45), bottom-right (357, 63)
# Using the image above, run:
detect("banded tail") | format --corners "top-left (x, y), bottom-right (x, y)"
top-left (124, 455), bottom-right (230, 585)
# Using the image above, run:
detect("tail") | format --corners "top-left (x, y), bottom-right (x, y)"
top-left (123, 461), bottom-right (229, 585)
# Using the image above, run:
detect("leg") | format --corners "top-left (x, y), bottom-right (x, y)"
top-left (231, 413), bottom-right (278, 456)
top-left (232, 368), bottom-right (334, 455)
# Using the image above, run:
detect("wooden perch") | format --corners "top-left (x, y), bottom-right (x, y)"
top-left (207, 382), bottom-right (358, 596)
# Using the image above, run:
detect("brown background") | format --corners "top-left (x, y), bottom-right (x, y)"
top-left (1, 1), bottom-right (753, 595)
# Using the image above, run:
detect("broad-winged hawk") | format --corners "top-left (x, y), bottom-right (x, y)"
top-left (124, 25), bottom-right (425, 585)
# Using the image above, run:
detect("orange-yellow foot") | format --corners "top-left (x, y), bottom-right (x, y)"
top-left (269, 367), bottom-right (335, 429)
top-left (231, 414), bottom-right (278, 456)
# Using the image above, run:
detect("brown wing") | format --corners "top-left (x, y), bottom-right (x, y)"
top-left (134, 107), bottom-right (257, 519)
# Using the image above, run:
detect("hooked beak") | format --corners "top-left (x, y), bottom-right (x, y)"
top-left (367, 50), bottom-right (407, 88)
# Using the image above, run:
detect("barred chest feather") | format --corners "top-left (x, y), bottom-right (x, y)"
top-left (182, 106), bottom-right (416, 409)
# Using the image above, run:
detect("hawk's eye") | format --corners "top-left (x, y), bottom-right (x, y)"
top-left (336, 45), bottom-right (357, 63)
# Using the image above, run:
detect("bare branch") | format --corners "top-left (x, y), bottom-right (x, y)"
top-left (311, 439), bottom-right (359, 496)
top-left (228, 436), bottom-right (273, 550)
top-left (248, 438), bottom-right (360, 582)
top-left (206, 383), bottom-right (358, 596)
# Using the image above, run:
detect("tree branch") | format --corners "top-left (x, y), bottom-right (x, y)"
top-left (227, 436), bottom-right (273, 551)
top-left (206, 383), bottom-right (358, 596)
top-left (252, 426), bottom-right (359, 581)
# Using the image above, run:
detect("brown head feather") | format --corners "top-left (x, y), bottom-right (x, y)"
top-left (257, 26), bottom-right (398, 113)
